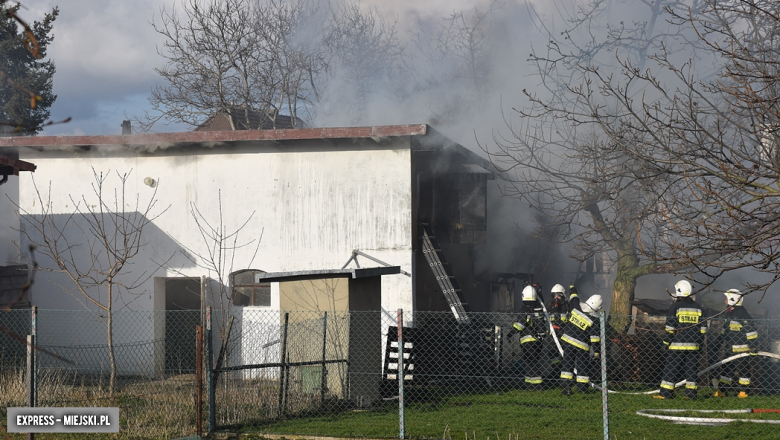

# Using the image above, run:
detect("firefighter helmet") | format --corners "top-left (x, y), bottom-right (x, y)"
top-left (551, 284), bottom-right (565, 295)
top-left (581, 295), bottom-right (603, 315)
top-left (725, 289), bottom-right (744, 306)
top-left (674, 280), bottom-right (693, 297)
top-left (522, 285), bottom-right (537, 302)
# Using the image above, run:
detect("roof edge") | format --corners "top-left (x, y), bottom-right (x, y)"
top-left (0, 124), bottom-right (429, 148)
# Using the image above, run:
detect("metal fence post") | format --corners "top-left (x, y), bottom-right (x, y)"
top-left (26, 333), bottom-right (35, 440)
top-left (196, 325), bottom-right (203, 438)
top-left (278, 312), bottom-right (290, 419)
top-left (599, 310), bottom-right (609, 440)
top-left (397, 309), bottom-right (405, 439)
top-left (207, 307), bottom-right (215, 435)
top-left (31, 305), bottom-right (37, 408)
top-left (320, 311), bottom-right (328, 406)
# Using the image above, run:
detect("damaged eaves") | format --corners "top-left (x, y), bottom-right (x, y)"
top-left (0, 154), bottom-right (36, 186)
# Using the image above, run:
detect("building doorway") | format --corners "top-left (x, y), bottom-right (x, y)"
top-left (163, 277), bottom-right (201, 374)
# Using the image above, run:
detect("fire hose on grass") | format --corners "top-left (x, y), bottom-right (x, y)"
top-left (590, 351), bottom-right (780, 395)
top-left (590, 351), bottom-right (780, 425)
top-left (544, 340), bottom-right (780, 426)
top-left (635, 408), bottom-right (780, 425)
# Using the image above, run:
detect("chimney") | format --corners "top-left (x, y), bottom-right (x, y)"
top-left (121, 120), bottom-right (132, 135)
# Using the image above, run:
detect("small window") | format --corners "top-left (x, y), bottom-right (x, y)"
top-left (232, 270), bottom-right (271, 307)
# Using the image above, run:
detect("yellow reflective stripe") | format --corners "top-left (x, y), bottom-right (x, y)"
top-left (685, 382), bottom-right (698, 389)
top-left (576, 376), bottom-right (590, 383)
top-left (669, 342), bottom-right (699, 350)
top-left (720, 376), bottom-right (733, 384)
top-left (739, 378), bottom-right (751, 386)
top-left (561, 334), bottom-right (589, 351)
top-left (520, 335), bottom-right (538, 344)
top-left (732, 344), bottom-right (750, 353)
top-left (513, 322), bottom-right (525, 331)
top-left (590, 336), bottom-right (600, 343)
top-left (700, 327), bottom-right (707, 334)
top-left (525, 377), bottom-right (542, 384)
top-left (660, 381), bottom-right (675, 390)
top-left (665, 326), bottom-right (676, 334)
top-left (561, 316), bottom-right (568, 323)
top-left (560, 371), bottom-right (573, 380)
top-left (729, 321), bottom-right (743, 331)
top-left (746, 331), bottom-right (758, 340)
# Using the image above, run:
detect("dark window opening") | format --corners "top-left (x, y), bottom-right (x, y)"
top-left (232, 270), bottom-right (271, 307)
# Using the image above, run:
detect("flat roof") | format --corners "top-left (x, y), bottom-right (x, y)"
top-left (0, 124), bottom-right (428, 148)
top-left (255, 266), bottom-right (401, 283)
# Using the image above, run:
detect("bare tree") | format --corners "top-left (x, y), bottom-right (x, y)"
top-left (408, 0), bottom-right (499, 125)
top-left (142, 0), bottom-right (325, 131)
top-left (15, 168), bottom-right (168, 396)
top-left (318, 2), bottom-right (403, 125)
top-left (142, 0), bottom-right (407, 130)
top-left (578, 0), bottom-right (780, 299)
top-left (170, 191), bottom-right (262, 340)
top-left (484, 0), bottom-right (707, 331)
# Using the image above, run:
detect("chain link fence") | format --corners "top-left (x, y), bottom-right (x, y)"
top-left (214, 310), bottom-right (780, 439)
top-left (3, 308), bottom-right (780, 439)
top-left (0, 308), bottom-right (202, 439)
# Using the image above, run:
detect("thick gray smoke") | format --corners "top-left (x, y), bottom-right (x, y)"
top-left (311, 0), bottom-right (537, 153)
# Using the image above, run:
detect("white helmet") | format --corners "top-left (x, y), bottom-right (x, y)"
top-left (724, 289), bottom-right (744, 306)
top-left (522, 285), bottom-right (537, 302)
top-left (581, 295), bottom-right (603, 315)
top-left (551, 284), bottom-right (565, 295)
top-left (674, 280), bottom-right (693, 298)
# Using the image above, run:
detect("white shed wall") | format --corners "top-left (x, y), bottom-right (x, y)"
top-left (19, 141), bottom-right (414, 315)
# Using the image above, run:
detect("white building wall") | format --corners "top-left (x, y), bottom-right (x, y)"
top-left (17, 140), bottom-right (414, 375)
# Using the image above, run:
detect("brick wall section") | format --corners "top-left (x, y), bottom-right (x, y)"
top-left (0, 265), bottom-right (29, 309)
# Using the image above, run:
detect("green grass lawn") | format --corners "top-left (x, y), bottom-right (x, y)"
top-left (239, 387), bottom-right (780, 440)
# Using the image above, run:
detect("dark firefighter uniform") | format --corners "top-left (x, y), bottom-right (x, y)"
top-left (658, 297), bottom-right (706, 399)
top-left (559, 299), bottom-right (600, 394)
top-left (548, 292), bottom-right (569, 336)
top-left (716, 306), bottom-right (758, 395)
top-left (546, 285), bottom-right (569, 368)
top-left (512, 297), bottom-right (549, 388)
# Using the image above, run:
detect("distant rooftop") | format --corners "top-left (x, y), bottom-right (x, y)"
top-left (194, 107), bottom-right (299, 131)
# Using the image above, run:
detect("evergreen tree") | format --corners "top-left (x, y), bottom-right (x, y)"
top-left (0, 4), bottom-right (58, 134)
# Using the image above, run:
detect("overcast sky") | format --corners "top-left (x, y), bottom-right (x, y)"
top-left (20, 0), bottom-right (515, 137)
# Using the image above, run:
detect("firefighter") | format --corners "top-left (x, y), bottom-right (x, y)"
top-left (653, 280), bottom-right (706, 400)
top-left (560, 294), bottom-right (602, 395)
top-left (548, 284), bottom-right (569, 336)
top-left (546, 284), bottom-right (568, 366)
top-left (511, 284), bottom-right (549, 389)
top-left (713, 289), bottom-right (758, 398)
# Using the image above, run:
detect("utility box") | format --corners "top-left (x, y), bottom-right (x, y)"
top-left (256, 267), bottom-right (399, 407)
